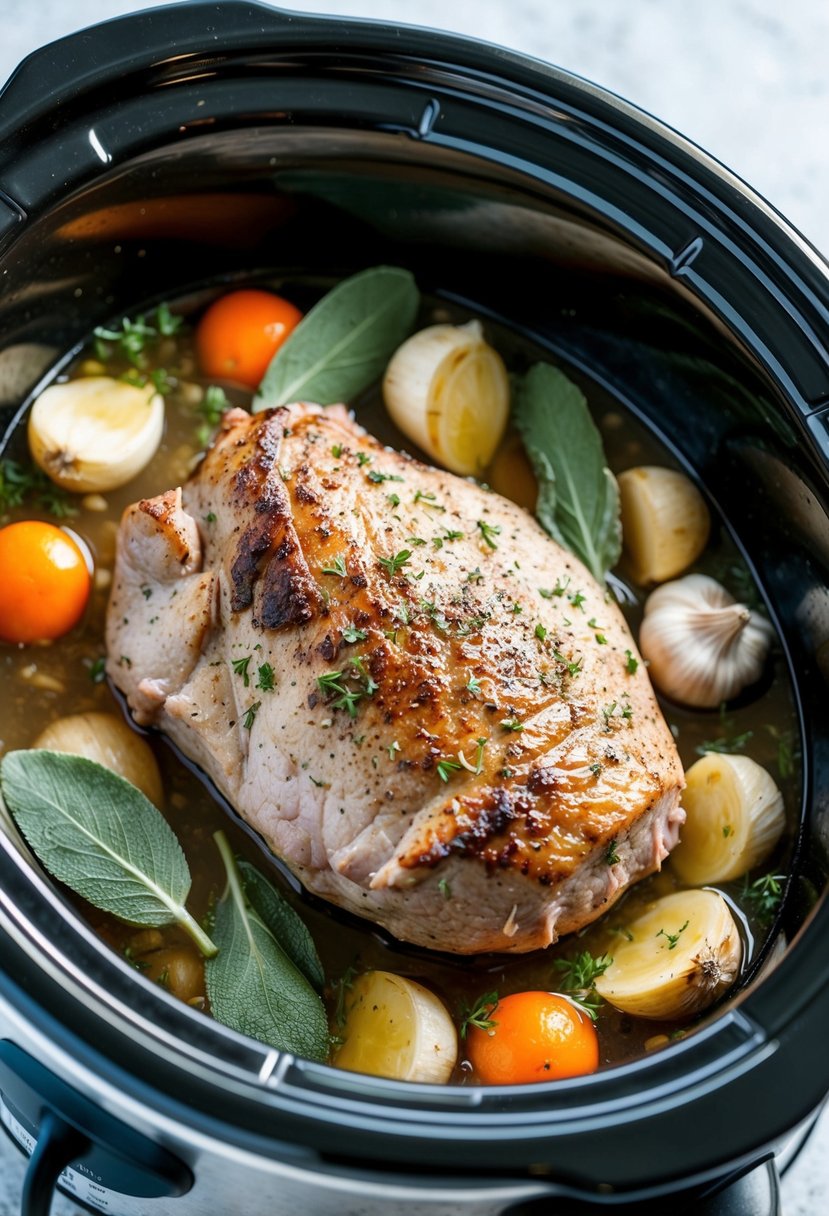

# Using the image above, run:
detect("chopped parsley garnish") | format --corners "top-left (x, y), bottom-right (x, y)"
top-left (316, 670), bottom-right (365, 718)
top-left (722, 824), bottom-right (733, 837)
top-left (553, 951), bottom-right (612, 1021)
top-left (231, 656), bottom-right (252, 687)
top-left (605, 839), bottom-right (619, 864)
top-left (554, 649), bottom-right (583, 677)
top-left (624, 649), bottom-right (639, 675)
top-left (552, 576), bottom-right (570, 597)
top-left (534, 623), bottom-right (548, 642)
top-left (741, 873), bottom-right (785, 923)
top-left (589, 762), bottom-right (603, 779)
top-left (466, 675), bottom-right (482, 696)
top-left (241, 701), bottom-right (262, 730)
top-left (342, 625), bottom-right (367, 644)
top-left (0, 458), bottom-right (77, 519)
top-left (356, 452), bottom-right (371, 467)
top-left (378, 549), bottom-right (412, 577)
top-left (538, 587), bottom-right (554, 599)
top-left (436, 757), bottom-right (463, 782)
top-left (467, 567), bottom-right (484, 584)
top-left (387, 740), bottom-right (401, 760)
top-left (387, 492), bottom-right (401, 508)
top-left (696, 729), bottom-right (754, 756)
top-left (459, 991), bottom-right (499, 1039)
top-left (656, 920), bottom-right (689, 950)
top-left (477, 519), bottom-right (502, 550)
top-left (331, 443), bottom-right (343, 458)
top-left (367, 469), bottom-right (404, 484)
top-left (500, 718), bottom-right (523, 733)
top-left (321, 554), bottom-right (348, 578)
top-left (256, 663), bottom-right (275, 692)
top-left (569, 590), bottom-right (586, 611)
top-left (438, 878), bottom-right (452, 901)
top-left (88, 657), bottom-right (107, 684)
top-left (414, 489), bottom-right (445, 512)
top-left (442, 528), bottom-right (464, 541)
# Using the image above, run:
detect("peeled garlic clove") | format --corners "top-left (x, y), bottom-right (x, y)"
top-left (33, 712), bottom-right (163, 806)
top-left (618, 465), bottom-right (710, 584)
top-left (595, 889), bottom-right (741, 1020)
top-left (671, 752), bottom-right (784, 885)
top-left (332, 970), bottom-right (457, 1083)
top-left (28, 376), bottom-right (164, 493)
top-left (639, 573), bottom-right (773, 708)
top-left (488, 432), bottom-right (538, 511)
top-left (383, 321), bottom-right (509, 476)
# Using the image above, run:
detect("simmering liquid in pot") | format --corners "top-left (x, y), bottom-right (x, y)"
top-left (0, 282), bottom-right (799, 1081)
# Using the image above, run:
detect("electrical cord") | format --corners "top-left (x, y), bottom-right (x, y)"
top-left (20, 1109), bottom-right (89, 1216)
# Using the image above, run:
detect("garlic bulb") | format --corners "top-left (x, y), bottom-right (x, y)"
top-left (28, 376), bottom-right (164, 493)
top-left (618, 465), bottom-right (710, 584)
top-left (671, 752), bottom-right (784, 885)
top-left (382, 321), bottom-right (509, 476)
top-left (639, 573), bottom-right (773, 708)
top-left (33, 712), bottom-right (163, 806)
top-left (595, 889), bottom-right (742, 1020)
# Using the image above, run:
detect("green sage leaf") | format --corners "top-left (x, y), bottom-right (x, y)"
top-left (514, 363), bottom-right (622, 583)
top-left (206, 833), bottom-right (328, 1060)
top-left (238, 859), bottom-right (324, 991)
top-left (0, 750), bottom-right (216, 956)
top-left (254, 266), bottom-right (419, 409)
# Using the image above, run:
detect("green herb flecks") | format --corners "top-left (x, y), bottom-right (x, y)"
top-left (321, 554), bottom-right (348, 578)
top-left (477, 519), bottom-right (502, 550)
top-left (553, 950), bottom-right (613, 1021)
top-left (656, 920), bottom-right (689, 950)
top-left (697, 730), bottom-right (754, 756)
top-left (195, 385), bottom-right (231, 446)
top-left (624, 650), bottom-right (639, 675)
top-left (205, 833), bottom-right (328, 1059)
top-left (378, 549), bottom-right (412, 578)
top-left (514, 363), bottom-right (621, 583)
top-left (459, 991), bottom-right (499, 1039)
top-left (436, 757), bottom-right (463, 783)
top-left (256, 664), bottom-right (276, 692)
top-left (255, 267), bottom-right (419, 409)
top-left (0, 458), bottom-right (77, 519)
top-left (242, 701), bottom-right (262, 730)
top-left (88, 657), bottom-right (107, 684)
top-left (232, 655), bottom-right (252, 687)
top-left (741, 873), bottom-right (785, 924)
top-left (0, 750), bottom-right (216, 956)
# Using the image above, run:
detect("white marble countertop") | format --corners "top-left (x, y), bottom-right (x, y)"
top-left (0, 1), bottom-right (826, 1212)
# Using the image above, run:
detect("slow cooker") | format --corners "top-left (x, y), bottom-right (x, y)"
top-left (0, 3), bottom-right (827, 1213)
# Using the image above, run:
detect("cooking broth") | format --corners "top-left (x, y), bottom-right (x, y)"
top-left (0, 279), bottom-right (800, 1081)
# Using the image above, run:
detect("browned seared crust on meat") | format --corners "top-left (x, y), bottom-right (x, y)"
top-left (106, 404), bottom-right (684, 954)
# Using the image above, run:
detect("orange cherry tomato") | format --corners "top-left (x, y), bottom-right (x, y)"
top-left (466, 991), bottom-right (599, 1085)
top-left (195, 289), bottom-right (302, 389)
top-left (0, 521), bottom-right (91, 644)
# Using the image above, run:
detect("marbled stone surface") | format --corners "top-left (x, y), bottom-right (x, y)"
top-left (0, 1), bottom-right (825, 1212)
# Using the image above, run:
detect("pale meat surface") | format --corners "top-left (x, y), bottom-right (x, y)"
top-left (106, 404), bottom-right (684, 954)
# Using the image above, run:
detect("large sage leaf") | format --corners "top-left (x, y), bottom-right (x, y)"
top-left (0, 750), bottom-right (216, 956)
top-left (206, 834), bottom-right (328, 1060)
top-left (238, 859), bottom-right (324, 991)
top-left (254, 266), bottom-right (419, 409)
top-left (514, 363), bottom-right (622, 583)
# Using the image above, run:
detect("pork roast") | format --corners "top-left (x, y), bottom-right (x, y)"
top-left (106, 403), bottom-right (684, 954)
